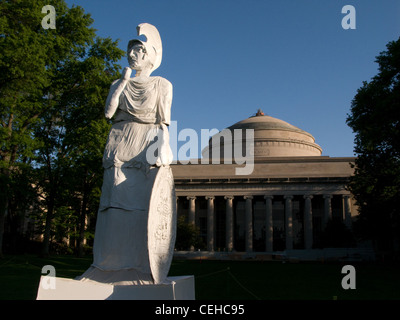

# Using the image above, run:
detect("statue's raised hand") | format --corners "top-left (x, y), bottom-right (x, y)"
top-left (104, 67), bottom-right (132, 119)
top-left (122, 67), bottom-right (132, 80)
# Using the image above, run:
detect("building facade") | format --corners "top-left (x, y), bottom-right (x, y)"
top-left (171, 110), bottom-right (357, 255)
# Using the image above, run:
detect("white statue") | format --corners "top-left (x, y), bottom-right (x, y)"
top-left (78, 23), bottom-right (175, 285)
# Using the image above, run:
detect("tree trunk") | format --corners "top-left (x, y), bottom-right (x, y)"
top-left (0, 205), bottom-right (6, 259)
top-left (41, 198), bottom-right (54, 257)
top-left (77, 208), bottom-right (86, 257)
top-left (77, 178), bottom-right (89, 257)
top-left (41, 165), bottom-right (57, 257)
top-left (0, 113), bottom-right (14, 258)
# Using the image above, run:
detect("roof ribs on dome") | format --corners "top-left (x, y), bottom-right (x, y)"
top-left (203, 110), bottom-right (323, 158)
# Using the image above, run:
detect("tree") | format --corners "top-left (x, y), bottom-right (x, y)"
top-left (346, 37), bottom-right (400, 256)
top-left (0, 0), bottom-right (124, 256)
top-left (175, 216), bottom-right (204, 250)
top-left (318, 220), bottom-right (356, 248)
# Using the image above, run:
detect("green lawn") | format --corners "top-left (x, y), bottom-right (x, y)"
top-left (0, 254), bottom-right (399, 300)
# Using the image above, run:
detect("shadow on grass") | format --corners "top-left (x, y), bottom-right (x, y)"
top-left (1, 255), bottom-right (399, 300)
top-left (169, 259), bottom-right (400, 300)
top-left (0, 254), bottom-right (92, 300)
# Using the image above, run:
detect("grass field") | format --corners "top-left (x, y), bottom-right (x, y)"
top-left (0, 254), bottom-right (399, 300)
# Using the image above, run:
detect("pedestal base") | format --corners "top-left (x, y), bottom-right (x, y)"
top-left (36, 275), bottom-right (195, 300)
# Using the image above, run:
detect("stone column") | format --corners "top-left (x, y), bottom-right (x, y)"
top-left (303, 195), bottom-right (313, 250)
top-left (186, 196), bottom-right (196, 251)
top-left (264, 195), bottom-right (274, 252)
top-left (224, 196), bottom-right (234, 252)
top-left (343, 195), bottom-right (352, 229)
top-left (205, 196), bottom-right (215, 252)
top-left (244, 196), bottom-right (253, 253)
top-left (284, 195), bottom-right (293, 250)
top-left (323, 194), bottom-right (332, 228)
top-left (187, 196), bottom-right (196, 226)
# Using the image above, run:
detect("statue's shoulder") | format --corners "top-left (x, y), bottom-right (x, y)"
top-left (155, 76), bottom-right (173, 92)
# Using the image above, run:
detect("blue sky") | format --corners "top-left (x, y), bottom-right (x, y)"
top-left (66, 0), bottom-right (400, 158)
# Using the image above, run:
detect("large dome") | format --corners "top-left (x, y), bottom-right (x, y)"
top-left (202, 109), bottom-right (322, 159)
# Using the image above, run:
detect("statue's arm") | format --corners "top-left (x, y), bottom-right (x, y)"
top-left (104, 67), bottom-right (132, 119)
top-left (159, 79), bottom-right (173, 125)
top-left (166, 82), bottom-right (173, 120)
top-left (157, 80), bottom-right (173, 166)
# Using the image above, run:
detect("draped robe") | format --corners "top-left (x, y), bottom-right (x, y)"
top-left (78, 76), bottom-right (173, 285)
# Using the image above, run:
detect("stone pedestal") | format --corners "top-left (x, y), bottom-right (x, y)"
top-left (36, 275), bottom-right (195, 300)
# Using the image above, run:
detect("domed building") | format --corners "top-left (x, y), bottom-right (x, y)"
top-left (202, 109), bottom-right (322, 159)
top-left (171, 110), bottom-right (369, 260)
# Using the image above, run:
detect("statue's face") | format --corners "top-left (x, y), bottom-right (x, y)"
top-left (128, 43), bottom-right (149, 70)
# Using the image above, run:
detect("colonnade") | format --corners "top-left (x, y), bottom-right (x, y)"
top-left (182, 194), bottom-right (352, 252)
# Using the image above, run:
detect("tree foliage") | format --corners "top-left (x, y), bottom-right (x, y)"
top-left (0, 0), bottom-right (124, 256)
top-left (175, 215), bottom-right (204, 251)
top-left (346, 37), bottom-right (400, 255)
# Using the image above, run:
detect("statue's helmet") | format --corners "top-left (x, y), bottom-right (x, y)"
top-left (128, 23), bottom-right (162, 74)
